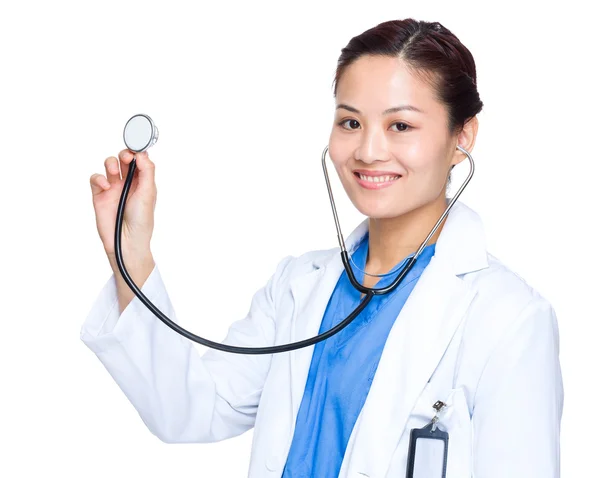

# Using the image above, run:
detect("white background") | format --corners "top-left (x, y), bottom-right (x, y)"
top-left (1, 0), bottom-right (597, 476)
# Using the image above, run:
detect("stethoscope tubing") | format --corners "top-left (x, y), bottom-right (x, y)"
top-left (322, 144), bottom-right (474, 294)
top-left (114, 145), bottom-right (474, 354)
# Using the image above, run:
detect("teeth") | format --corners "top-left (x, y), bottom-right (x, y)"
top-left (358, 173), bottom-right (400, 183)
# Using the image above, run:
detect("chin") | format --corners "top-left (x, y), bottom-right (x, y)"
top-left (351, 198), bottom-right (408, 219)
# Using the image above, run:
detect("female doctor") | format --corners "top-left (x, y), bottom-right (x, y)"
top-left (82, 18), bottom-right (563, 478)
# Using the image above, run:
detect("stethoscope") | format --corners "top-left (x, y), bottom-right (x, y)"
top-left (116, 113), bottom-right (475, 355)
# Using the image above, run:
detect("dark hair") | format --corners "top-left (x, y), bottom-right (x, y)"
top-left (332, 19), bottom-right (483, 189)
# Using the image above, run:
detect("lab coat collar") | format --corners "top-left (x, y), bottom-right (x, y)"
top-left (311, 199), bottom-right (488, 275)
top-left (284, 199), bottom-right (489, 476)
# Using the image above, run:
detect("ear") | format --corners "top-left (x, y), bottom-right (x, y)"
top-left (451, 116), bottom-right (479, 167)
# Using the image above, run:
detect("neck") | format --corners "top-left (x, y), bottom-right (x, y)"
top-left (365, 195), bottom-right (449, 273)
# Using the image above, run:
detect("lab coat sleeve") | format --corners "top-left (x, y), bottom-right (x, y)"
top-left (80, 255), bottom-right (295, 444)
top-left (471, 296), bottom-right (564, 477)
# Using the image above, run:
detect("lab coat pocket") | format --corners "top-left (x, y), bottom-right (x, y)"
top-left (408, 384), bottom-right (472, 478)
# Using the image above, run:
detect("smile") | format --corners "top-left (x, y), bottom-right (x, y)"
top-left (354, 172), bottom-right (401, 190)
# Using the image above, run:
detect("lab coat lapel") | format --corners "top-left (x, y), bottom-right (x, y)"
top-left (287, 218), bottom-right (370, 423)
top-left (342, 200), bottom-right (489, 477)
top-left (341, 254), bottom-right (478, 477)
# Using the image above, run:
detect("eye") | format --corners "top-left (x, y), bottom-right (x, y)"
top-left (337, 119), bottom-right (412, 132)
top-left (390, 122), bottom-right (411, 132)
top-left (338, 119), bottom-right (361, 130)
top-left (392, 122), bottom-right (412, 133)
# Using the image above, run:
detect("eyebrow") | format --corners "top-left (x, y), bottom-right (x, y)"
top-left (335, 103), bottom-right (425, 114)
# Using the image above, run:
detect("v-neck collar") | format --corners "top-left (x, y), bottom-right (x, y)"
top-left (351, 233), bottom-right (437, 299)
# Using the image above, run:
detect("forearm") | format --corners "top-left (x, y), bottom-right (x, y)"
top-left (80, 254), bottom-right (295, 443)
top-left (108, 252), bottom-right (156, 315)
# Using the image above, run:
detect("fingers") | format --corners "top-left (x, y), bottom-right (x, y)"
top-left (104, 156), bottom-right (121, 185)
top-left (91, 150), bottom-right (155, 198)
top-left (132, 151), bottom-right (156, 192)
top-left (118, 149), bottom-right (155, 189)
top-left (90, 173), bottom-right (110, 196)
top-left (118, 149), bottom-right (134, 179)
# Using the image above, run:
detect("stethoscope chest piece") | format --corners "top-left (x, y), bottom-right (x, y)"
top-left (123, 114), bottom-right (159, 153)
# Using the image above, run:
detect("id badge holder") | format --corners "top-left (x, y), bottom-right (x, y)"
top-left (405, 400), bottom-right (449, 478)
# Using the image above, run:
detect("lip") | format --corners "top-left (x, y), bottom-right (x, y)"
top-left (352, 169), bottom-right (403, 177)
top-left (353, 171), bottom-right (402, 190)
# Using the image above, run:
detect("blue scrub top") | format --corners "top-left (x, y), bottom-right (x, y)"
top-left (281, 232), bottom-right (436, 477)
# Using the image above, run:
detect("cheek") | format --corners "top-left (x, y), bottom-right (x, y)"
top-left (403, 143), bottom-right (447, 177)
top-left (326, 149), bottom-right (350, 177)
top-left (331, 162), bottom-right (350, 185)
top-left (327, 140), bottom-right (347, 165)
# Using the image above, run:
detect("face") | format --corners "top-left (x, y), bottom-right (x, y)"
top-left (329, 55), bottom-right (465, 219)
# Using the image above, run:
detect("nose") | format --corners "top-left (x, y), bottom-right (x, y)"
top-left (355, 128), bottom-right (390, 164)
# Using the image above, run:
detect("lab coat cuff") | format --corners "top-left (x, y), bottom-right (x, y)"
top-left (80, 262), bottom-right (165, 354)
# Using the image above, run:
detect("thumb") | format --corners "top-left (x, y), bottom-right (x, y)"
top-left (134, 151), bottom-right (156, 191)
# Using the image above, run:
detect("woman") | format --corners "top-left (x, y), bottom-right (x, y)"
top-left (83, 18), bottom-right (563, 477)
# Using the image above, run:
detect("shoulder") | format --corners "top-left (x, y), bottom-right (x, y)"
top-left (268, 246), bottom-right (337, 293)
top-left (467, 251), bottom-right (550, 309)
top-left (465, 251), bottom-right (555, 319)
top-left (458, 251), bottom-right (559, 373)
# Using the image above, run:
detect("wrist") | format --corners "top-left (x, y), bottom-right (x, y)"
top-left (107, 250), bottom-right (154, 275)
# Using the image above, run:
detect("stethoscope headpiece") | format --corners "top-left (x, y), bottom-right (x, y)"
top-left (123, 114), bottom-right (159, 153)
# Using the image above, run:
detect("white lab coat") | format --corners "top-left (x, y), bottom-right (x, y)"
top-left (80, 200), bottom-right (563, 477)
